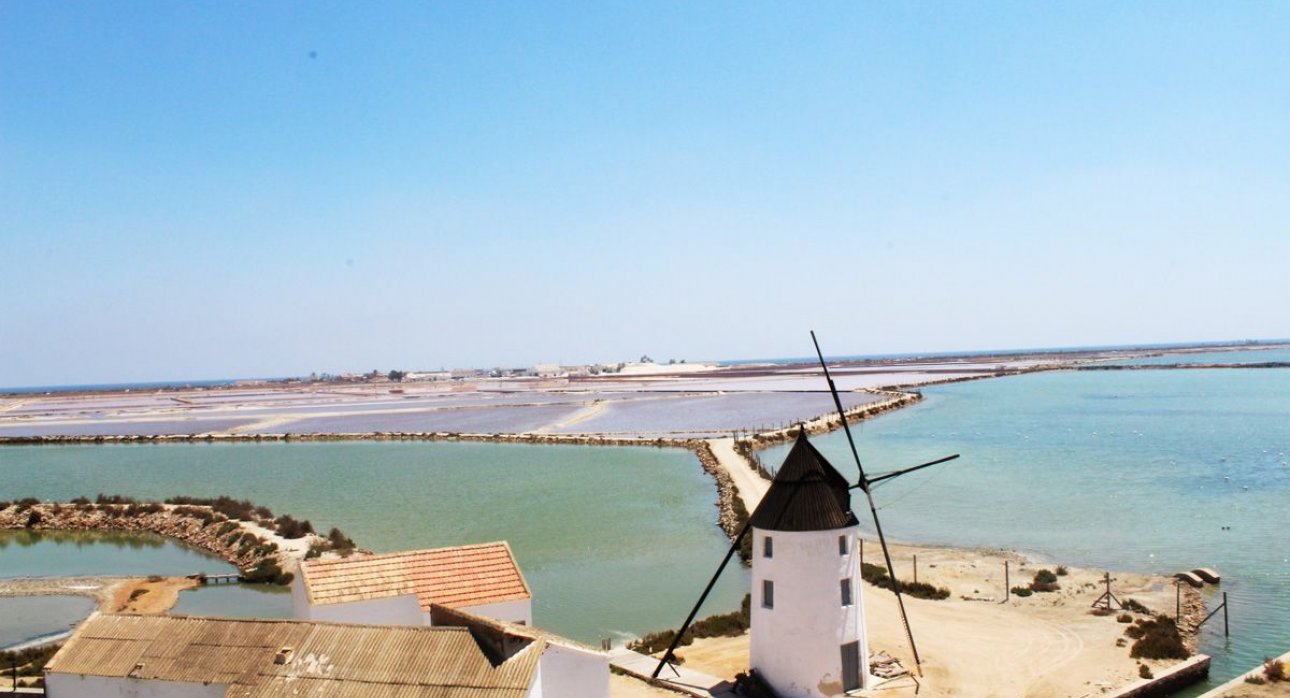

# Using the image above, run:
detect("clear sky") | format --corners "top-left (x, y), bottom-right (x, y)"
top-left (3, 2), bottom-right (1288, 386)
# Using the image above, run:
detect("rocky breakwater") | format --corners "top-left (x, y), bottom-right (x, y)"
top-left (731, 389), bottom-right (923, 472)
top-left (0, 498), bottom-right (335, 583)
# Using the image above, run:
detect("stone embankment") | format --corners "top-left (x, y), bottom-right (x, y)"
top-left (727, 390), bottom-right (922, 478)
top-left (690, 440), bottom-right (743, 541)
top-left (0, 502), bottom-right (319, 573)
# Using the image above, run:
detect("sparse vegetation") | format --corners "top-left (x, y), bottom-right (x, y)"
top-left (628, 595), bottom-right (751, 655)
top-left (1055, 565), bottom-right (1068, 576)
top-left (862, 562), bottom-right (950, 600)
top-left (1117, 613), bottom-right (1133, 623)
top-left (0, 643), bottom-right (61, 677)
top-left (1139, 664), bottom-right (1153, 679)
top-left (1012, 586), bottom-right (1034, 598)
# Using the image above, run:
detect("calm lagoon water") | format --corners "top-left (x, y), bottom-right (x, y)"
top-left (759, 369), bottom-right (1290, 691)
top-left (0, 441), bottom-right (746, 643)
top-left (171, 583), bottom-right (293, 619)
top-left (0, 529), bottom-right (237, 578)
top-left (0, 595), bottom-right (96, 649)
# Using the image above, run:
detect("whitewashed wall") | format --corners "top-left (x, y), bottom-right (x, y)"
top-left (46, 674), bottom-right (228, 698)
top-left (420, 598), bottom-right (532, 627)
top-left (536, 643), bottom-right (609, 698)
top-left (749, 524), bottom-right (871, 697)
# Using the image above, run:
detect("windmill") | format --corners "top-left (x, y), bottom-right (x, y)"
top-left (651, 331), bottom-right (959, 692)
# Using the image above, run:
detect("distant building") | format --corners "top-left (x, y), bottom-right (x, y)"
top-left (293, 541), bottom-right (532, 626)
top-left (749, 432), bottom-right (872, 696)
top-left (46, 610), bottom-right (605, 697)
top-left (531, 363), bottom-right (564, 377)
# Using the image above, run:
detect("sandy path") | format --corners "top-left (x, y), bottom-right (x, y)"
top-left (707, 438), bottom-right (766, 512)
top-left (538, 399), bottom-right (607, 433)
top-left (109, 577), bottom-right (199, 614)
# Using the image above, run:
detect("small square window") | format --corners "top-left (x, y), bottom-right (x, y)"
top-left (841, 579), bottom-right (853, 606)
top-left (838, 535), bottom-right (847, 555)
top-left (763, 536), bottom-right (773, 558)
top-left (763, 579), bottom-right (775, 609)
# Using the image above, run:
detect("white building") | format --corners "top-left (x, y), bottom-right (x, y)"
top-left (748, 432), bottom-right (872, 696)
top-left (45, 610), bottom-right (607, 698)
top-left (293, 541), bottom-right (532, 626)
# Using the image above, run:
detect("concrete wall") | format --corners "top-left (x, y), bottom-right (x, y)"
top-left (749, 524), bottom-right (871, 698)
top-left (537, 644), bottom-right (609, 698)
top-left (428, 598), bottom-right (531, 626)
top-left (46, 674), bottom-right (228, 698)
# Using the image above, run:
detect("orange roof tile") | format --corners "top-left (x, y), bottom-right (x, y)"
top-left (301, 541), bottom-right (531, 610)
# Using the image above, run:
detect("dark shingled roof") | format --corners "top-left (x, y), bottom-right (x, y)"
top-left (749, 431), bottom-right (859, 532)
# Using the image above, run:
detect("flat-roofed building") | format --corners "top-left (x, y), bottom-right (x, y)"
top-left (45, 611), bottom-right (578, 698)
top-left (293, 542), bottom-right (532, 626)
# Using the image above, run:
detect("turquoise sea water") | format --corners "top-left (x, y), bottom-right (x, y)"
top-left (0, 441), bottom-right (746, 643)
top-left (759, 369), bottom-right (1290, 691)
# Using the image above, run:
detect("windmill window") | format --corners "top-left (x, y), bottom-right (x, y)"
top-left (838, 535), bottom-right (847, 555)
top-left (841, 579), bottom-right (853, 606)
top-left (762, 580), bottom-right (774, 609)
top-left (763, 536), bottom-right (773, 558)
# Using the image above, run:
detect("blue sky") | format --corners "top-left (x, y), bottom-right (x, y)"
top-left (3, 2), bottom-right (1288, 386)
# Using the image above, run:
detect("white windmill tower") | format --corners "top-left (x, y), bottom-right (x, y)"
top-left (748, 431), bottom-right (870, 696)
top-left (651, 332), bottom-right (958, 697)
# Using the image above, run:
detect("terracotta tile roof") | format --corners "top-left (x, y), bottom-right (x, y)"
top-left (300, 541), bottom-right (532, 610)
top-left (47, 613), bottom-right (542, 698)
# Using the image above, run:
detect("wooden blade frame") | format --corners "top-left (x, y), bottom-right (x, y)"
top-left (810, 330), bottom-right (924, 676)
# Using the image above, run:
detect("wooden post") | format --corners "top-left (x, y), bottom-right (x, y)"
top-left (1223, 592), bottom-right (1229, 637)
top-left (913, 554), bottom-right (918, 585)
top-left (860, 539), bottom-right (864, 568)
top-left (1004, 560), bottom-right (1010, 601)
top-left (1175, 580), bottom-right (1181, 620)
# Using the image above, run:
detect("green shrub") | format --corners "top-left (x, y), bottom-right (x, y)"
top-left (1117, 613), bottom-right (1133, 623)
top-left (95, 494), bottom-right (136, 505)
top-left (1055, 565), bottom-right (1069, 576)
top-left (1125, 617), bottom-right (1189, 660)
top-left (241, 560), bottom-right (292, 585)
top-left (1266, 658), bottom-right (1286, 682)
top-left (1029, 569), bottom-right (1060, 593)
top-left (1246, 675), bottom-right (1267, 685)
top-left (1011, 586), bottom-right (1033, 598)
top-left (1139, 664), bottom-right (1153, 679)
top-left (1123, 598), bottom-right (1150, 614)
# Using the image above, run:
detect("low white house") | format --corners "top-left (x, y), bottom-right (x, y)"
top-left (45, 611), bottom-right (607, 698)
top-left (748, 432), bottom-right (872, 697)
top-left (293, 541), bottom-right (532, 626)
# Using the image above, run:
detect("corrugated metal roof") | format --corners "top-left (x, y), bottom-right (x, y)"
top-left (301, 542), bottom-right (531, 610)
top-left (748, 431), bottom-right (859, 532)
top-left (46, 613), bottom-right (541, 698)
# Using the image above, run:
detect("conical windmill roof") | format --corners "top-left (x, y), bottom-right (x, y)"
top-left (749, 431), bottom-right (860, 531)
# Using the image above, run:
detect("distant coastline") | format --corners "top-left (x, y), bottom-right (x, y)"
top-left (7, 338), bottom-right (1288, 396)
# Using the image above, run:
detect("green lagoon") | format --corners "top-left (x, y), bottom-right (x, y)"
top-left (0, 442), bottom-right (747, 644)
